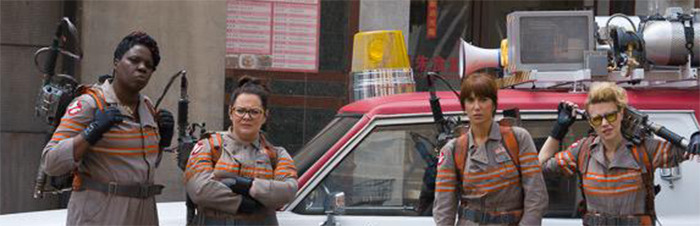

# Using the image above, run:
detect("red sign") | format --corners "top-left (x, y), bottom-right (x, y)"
top-left (427, 0), bottom-right (438, 39)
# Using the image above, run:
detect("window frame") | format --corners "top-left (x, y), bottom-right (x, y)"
top-left (285, 109), bottom-right (700, 218)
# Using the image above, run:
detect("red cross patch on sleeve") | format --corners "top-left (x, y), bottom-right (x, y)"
top-left (568, 141), bottom-right (580, 150)
top-left (67, 101), bottom-right (83, 116)
top-left (437, 150), bottom-right (445, 166)
top-left (191, 142), bottom-right (204, 154)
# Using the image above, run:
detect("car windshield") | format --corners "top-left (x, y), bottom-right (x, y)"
top-left (293, 114), bottom-right (361, 176)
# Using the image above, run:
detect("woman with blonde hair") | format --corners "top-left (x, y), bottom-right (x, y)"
top-left (539, 82), bottom-right (700, 225)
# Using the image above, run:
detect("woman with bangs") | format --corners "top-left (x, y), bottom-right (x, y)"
top-left (433, 73), bottom-right (548, 226)
top-left (538, 82), bottom-right (700, 225)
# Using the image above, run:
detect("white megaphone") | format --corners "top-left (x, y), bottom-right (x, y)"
top-left (458, 38), bottom-right (503, 78)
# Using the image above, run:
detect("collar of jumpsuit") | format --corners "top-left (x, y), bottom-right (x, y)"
top-left (100, 80), bottom-right (157, 128)
top-left (588, 136), bottom-right (642, 171)
top-left (225, 127), bottom-right (263, 153)
top-left (466, 121), bottom-right (504, 164)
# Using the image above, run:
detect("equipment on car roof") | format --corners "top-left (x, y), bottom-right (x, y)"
top-left (458, 9), bottom-right (699, 91)
top-left (350, 30), bottom-right (416, 101)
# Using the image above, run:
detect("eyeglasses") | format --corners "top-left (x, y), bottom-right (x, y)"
top-left (588, 110), bottom-right (619, 127)
top-left (232, 107), bottom-right (264, 119)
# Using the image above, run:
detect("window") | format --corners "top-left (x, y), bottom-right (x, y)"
top-left (293, 115), bottom-right (361, 176)
top-left (521, 119), bottom-right (592, 218)
top-left (294, 122), bottom-right (438, 216)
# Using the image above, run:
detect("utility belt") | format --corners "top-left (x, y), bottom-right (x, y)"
top-left (583, 212), bottom-right (653, 226)
top-left (192, 212), bottom-right (275, 226)
top-left (190, 208), bottom-right (273, 226)
top-left (199, 208), bottom-right (269, 220)
top-left (79, 175), bottom-right (163, 199)
top-left (200, 209), bottom-right (236, 220)
top-left (458, 206), bottom-right (522, 225)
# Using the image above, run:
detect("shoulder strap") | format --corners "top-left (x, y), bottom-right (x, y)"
top-left (499, 125), bottom-right (520, 166)
top-left (631, 143), bottom-right (657, 220)
top-left (143, 97), bottom-right (158, 119)
top-left (633, 143), bottom-right (653, 176)
top-left (71, 86), bottom-right (107, 190)
top-left (575, 136), bottom-right (595, 216)
top-left (454, 134), bottom-right (469, 179)
top-left (78, 85), bottom-right (107, 111)
top-left (207, 132), bottom-right (225, 164)
top-left (260, 134), bottom-right (278, 169)
top-left (577, 137), bottom-right (594, 174)
top-left (631, 144), bottom-right (654, 176)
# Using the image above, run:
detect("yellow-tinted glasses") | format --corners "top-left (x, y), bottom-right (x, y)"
top-left (588, 110), bottom-right (619, 127)
top-left (232, 107), bottom-right (264, 118)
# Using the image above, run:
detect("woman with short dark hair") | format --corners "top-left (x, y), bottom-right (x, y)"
top-left (42, 31), bottom-right (174, 225)
top-left (185, 75), bottom-right (298, 225)
top-left (433, 73), bottom-right (548, 225)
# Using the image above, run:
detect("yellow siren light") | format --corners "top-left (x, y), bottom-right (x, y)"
top-left (500, 39), bottom-right (509, 68)
top-left (350, 30), bottom-right (415, 102)
top-left (368, 38), bottom-right (385, 67)
top-left (352, 30), bottom-right (410, 72)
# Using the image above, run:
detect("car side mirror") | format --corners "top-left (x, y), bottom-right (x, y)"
top-left (324, 192), bottom-right (345, 215)
top-left (320, 192), bottom-right (345, 226)
top-left (660, 166), bottom-right (682, 189)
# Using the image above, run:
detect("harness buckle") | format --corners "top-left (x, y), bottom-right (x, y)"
top-left (108, 182), bottom-right (118, 195)
top-left (139, 185), bottom-right (150, 198)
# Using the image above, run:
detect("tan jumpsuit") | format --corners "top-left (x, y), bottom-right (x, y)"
top-left (184, 130), bottom-right (298, 225)
top-left (542, 136), bottom-right (685, 224)
top-left (434, 121), bottom-right (549, 226)
top-left (42, 81), bottom-right (161, 225)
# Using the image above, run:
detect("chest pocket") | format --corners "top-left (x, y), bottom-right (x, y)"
top-left (466, 153), bottom-right (488, 173)
top-left (227, 153), bottom-right (253, 178)
top-left (494, 146), bottom-right (513, 163)
top-left (143, 126), bottom-right (160, 144)
top-left (255, 155), bottom-right (275, 179)
top-left (228, 151), bottom-right (275, 179)
top-left (494, 146), bottom-right (519, 180)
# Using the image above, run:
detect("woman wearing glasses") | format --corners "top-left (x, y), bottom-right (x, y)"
top-left (185, 76), bottom-right (298, 225)
top-left (538, 82), bottom-right (700, 226)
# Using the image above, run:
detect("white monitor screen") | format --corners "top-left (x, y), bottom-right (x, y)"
top-left (519, 16), bottom-right (589, 64)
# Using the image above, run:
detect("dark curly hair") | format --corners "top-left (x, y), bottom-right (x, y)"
top-left (229, 75), bottom-right (270, 110)
top-left (113, 31), bottom-right (160, 69)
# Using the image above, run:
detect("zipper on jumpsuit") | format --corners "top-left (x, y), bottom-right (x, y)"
top-left (479, 196), bottom-right (486, 226)
top-left (140, 124), bottom-right (152, 220)
top-left (140, 125), bottom-right (151, 183)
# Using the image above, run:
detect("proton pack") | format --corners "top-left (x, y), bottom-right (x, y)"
top-left (33, 18), bottom-right (83, 199)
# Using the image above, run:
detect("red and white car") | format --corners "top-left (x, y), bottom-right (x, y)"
top-left (277, 88), bottom-right (700, 225)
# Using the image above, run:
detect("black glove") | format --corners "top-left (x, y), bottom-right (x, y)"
top-left (688, 131), bottom-right (700, 155)
top-left (238, 195), bottom-right (264, 214)
top-left (156, 109), bottom-right (175, 149)
top-left (82, 106), bottom-right (124, 145)
top-left (220, 176), bottom-right (254, 196)
top-left (550, 102), bottom-right (576, 141)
